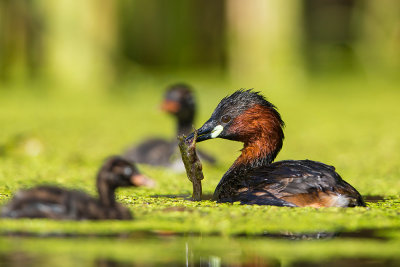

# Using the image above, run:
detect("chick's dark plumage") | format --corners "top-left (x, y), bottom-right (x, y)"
top-left (2, 185), bottom-right (132, 220)
top-left (1, 156), bottom-right (154, 220)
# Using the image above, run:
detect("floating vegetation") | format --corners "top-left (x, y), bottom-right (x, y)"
top-left (0, 82), bottom-right (400, 265)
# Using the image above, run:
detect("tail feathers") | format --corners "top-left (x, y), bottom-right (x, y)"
top-left (333, 194), bottom-right (366, 207)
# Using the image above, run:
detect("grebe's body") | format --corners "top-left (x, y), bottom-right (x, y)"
top-left (124, 84), bottom-right (215, 171)
top-left (215, 159), bottom-right (364, 207)
top-left (187, 90), bottom-right (365, 207)
top-left (2, 156), bottom-right (154, 220)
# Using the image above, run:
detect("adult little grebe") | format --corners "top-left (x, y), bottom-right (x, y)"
top-left (1, 156), bottom-right (155, 220)
top-left (123, 84), bottom-right (216, 170)
top-left (186, 90), bottom-right (365, 207)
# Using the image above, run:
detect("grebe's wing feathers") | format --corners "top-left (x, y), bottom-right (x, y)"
top-left (248, 160), bottom-right (341, 192)
top-left (216, 188), bottom-right (297, 207)
top-left (234, 190), bottom-right (297, 207)
top-left (246, 160), bottom-right (364, 207)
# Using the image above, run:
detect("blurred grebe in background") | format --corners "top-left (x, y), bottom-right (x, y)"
top-left (1, 156), bottom-right (155, 220)
top-left (123, 83), bottom-right (216, 171)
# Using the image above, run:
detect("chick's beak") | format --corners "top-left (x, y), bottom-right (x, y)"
top-left (130, 174), bottom-right (156, 188)
top-left (161, 99), bottom-right (180, 114)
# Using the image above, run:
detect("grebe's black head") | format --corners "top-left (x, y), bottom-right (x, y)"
top-left (98, 156), bottom-right (155, 188)
top-left (187, 89), bottom-right (284, 142)
top-left (161, 83), bottom-right (195, 124)
top-left (187, 90), bottom-right (284, 164)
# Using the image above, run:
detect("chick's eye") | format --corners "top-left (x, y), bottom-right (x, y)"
top-left (123, 167), bottom-right (132, 176)
top-left (221, 115), bottom-right (231, 124)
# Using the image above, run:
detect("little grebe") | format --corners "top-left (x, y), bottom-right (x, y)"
top-left (186, 90), bottom-right (365, 207)
top-left (1, 156), bottom-right (155, 220)
top-left (123, 84), bottom-right (216, 171)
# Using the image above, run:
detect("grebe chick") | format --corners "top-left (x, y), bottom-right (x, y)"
top-left (187, 90), bottom-right (365, 207)
top-left (123, 83), bottom-right (216, 171)
top-left (1, 156), bottom-right (155, 220)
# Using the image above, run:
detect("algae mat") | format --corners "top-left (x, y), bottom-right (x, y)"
top-left (0, 81), bottom-right (399, 265)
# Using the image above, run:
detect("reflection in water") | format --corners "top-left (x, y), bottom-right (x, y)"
top-left (94, 258), bottom-right (133, 267)
top-left (292, 258), bottom-right (400, 267)
top-left (1, 251), bottom-right (400, 267)
top-left (75, 256), bottom-right (400, 267)
top-left (257, 232), bottom-right (336, 240)
top-left (0, 252), bottom-right (39, 267)
top-left (0, 233), bottom-right (399, 267)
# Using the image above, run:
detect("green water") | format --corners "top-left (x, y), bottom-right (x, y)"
top-left (0, 79), bottom-right (400, 265)
top-left (1, 232), bottom-right (400, 266)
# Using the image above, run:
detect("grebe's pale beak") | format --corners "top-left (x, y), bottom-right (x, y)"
top-left (185, 119), bottom-right (223, 143)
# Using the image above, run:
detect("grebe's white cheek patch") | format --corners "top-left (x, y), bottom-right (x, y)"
top-left (211, 125), bottom-right (224, 138)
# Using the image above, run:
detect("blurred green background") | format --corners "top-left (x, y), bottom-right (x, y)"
top-left (1, 1), bottom-right (400, 266)
top-left (1, 0), bottom-right (399, 91)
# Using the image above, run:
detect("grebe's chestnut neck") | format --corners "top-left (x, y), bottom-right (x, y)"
top-left (187, 90), bottom-right (284, 167)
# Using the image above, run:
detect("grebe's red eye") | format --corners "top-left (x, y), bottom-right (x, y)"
top-left (221, 115), bottom-right (231, 124)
